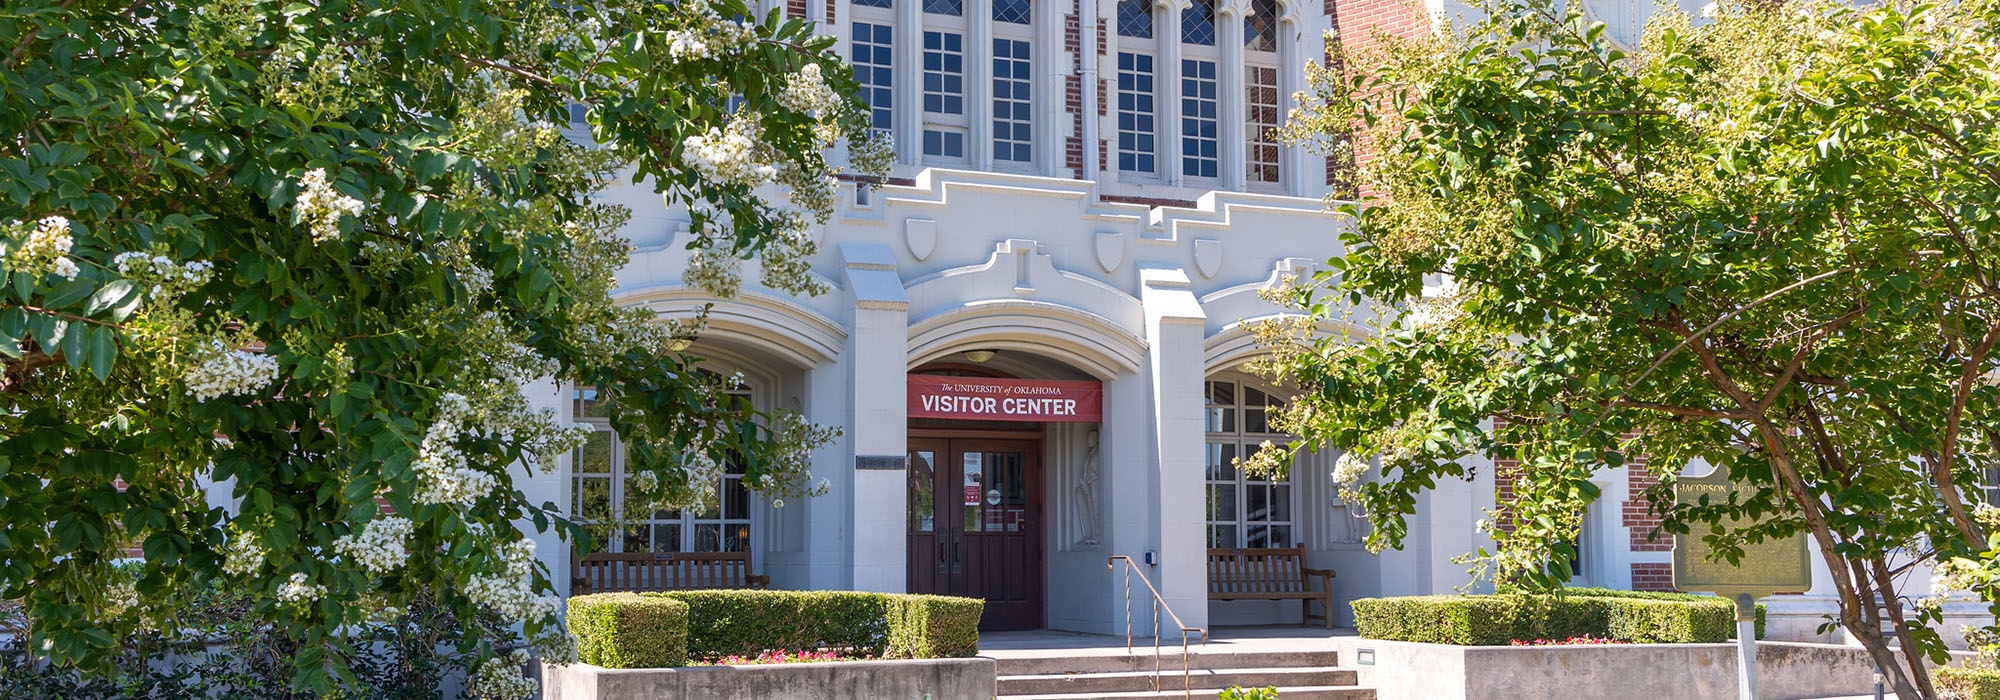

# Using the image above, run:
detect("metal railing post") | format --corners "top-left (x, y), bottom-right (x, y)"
top-left (1107, 556), bottom-right (1207, 700)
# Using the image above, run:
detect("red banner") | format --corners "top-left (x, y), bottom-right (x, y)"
top-left (907, 375), bottom-right (1103, 423)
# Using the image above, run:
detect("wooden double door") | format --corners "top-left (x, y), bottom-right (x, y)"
top-left (906, 437), bottom-right (1044, 630)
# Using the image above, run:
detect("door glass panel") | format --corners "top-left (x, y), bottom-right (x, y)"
top-left (984, 452), bottom-right (1026, 532)
top-left (961, 451), bottom-right (985, 532)
top-left (1208, 482), bottom-right (1237, 521)
top-left (909, 449), bottom-right (937, 532)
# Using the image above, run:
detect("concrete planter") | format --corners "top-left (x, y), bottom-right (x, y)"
top-left (541, 657), bottom-right (997, 700)
top-left (1333, 638), bottom-right (1878, 700)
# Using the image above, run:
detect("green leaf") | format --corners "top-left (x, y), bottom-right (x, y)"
top-left (83, 280), bottom-right (135, 316)
top-left (41, 277), bottom-right (96, 309)
top-left (85, 326), bottom-right (117, 380)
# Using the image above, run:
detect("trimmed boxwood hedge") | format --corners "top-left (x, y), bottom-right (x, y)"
top-left (886, 594), bottom-right (984, 658)
top-left (1350, 592), bottom-right (1735, 645)
top-left (1555, 587), bottom-right (1765, 640)
top-left (568, 589), bottom-right (984, 668)
top-left (570, 593), bottom-right (690, 668)
top-left (1938, 667), bottom-right (2000, 700)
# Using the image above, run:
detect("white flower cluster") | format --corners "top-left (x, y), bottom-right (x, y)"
top-left (333, 515), bottom-right (414, 574)
top-left (758, 209), bottom-right (822, 295)
top-left (684, 117), bottom-right (778, 188)
top-left (412, 389), bottom-right (592, 506)
top-left (848, 131), bottom-right (897, 178)
top-left (114, 252), bottom-right (215, 300)
top-left (1332, 451), bottom-right (1372, 487)
top-left (7, 215), bottom-right (80, 281)
top-left (105, 577), bottom-right (139, 614)
top-left (294, 168), bottom-right (365, 244)
top-left (683, 224), bottom-right (744, 298)
top-left (414, 393), bottom-right (501, 506)
top-left (277, 572), bottom-right (326, 604)
top-left (660, 0), bottom-right (757, 62)
top-left (222, 530), bottom-right (266, 576)
top-left (464, 540), bottom-right (559, 623)
top-left (777, 64), bottom-right (842, 114)
top-left (182, 339), bottom-right (281, 401)
top-left (1978, 503), bottom-right (2000, 531)
top-left (471, 650), bottom-right (538, 700)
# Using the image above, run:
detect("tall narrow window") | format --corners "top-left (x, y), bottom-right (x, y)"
top-left (992, 38), bottom-right (1033, 163)
top-left (851, 23), bottom-right (894, 131)
top-left (573, 383), bottom-right (755, 554)
top-left (1204, 379), bottom-right (1294, 549)
top-left (1180, 59), bottom-right (1218, 178)
top-left (922, 30), bottom-right (967, 159)
top-left (1116, 52), bottom-right (1156, 173)
top-left (1245, 0), bottom-right (1281, 184)
top-left (1246, 66), bottom-right (1280, 183)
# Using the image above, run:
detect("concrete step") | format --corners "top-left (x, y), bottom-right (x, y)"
top-left (1000, 667), bottom-right (1359, 695)
top-left (992, 650), bottom-right (1341, 676)
top-left (1001, 685), bottom-right (1376, 700)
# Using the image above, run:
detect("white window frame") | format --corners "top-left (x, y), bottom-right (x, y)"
top-left (1241, 0), bottom-right (1284, 192)
top-left (920, 0), bottom-right (972, 167)
top-left (571, 382), bottom-right (757, 555)
top-left (1178, 0), bottom-right (1220, 185)
top-left (1204, 377), bottom-right (1295, 549)
top-left (988, 4), bottom-right (1036, 172)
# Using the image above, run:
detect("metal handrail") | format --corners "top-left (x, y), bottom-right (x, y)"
top-left (1107, 555), bottom-right (1209, 699)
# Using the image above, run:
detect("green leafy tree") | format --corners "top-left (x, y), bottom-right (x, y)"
top-left (1261, 0), bottom-right (2000, 696)
top-left (0, 0), bottom-right (884, 694)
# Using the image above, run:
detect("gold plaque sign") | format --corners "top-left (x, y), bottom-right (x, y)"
top-left (1671, 465), bottom-right (1811, 598)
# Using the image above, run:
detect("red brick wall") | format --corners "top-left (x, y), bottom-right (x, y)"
top-left (1325, 0), bottom-right (1428, 194)
top-left (1624, 460), bottom-right (1670, 552)
top-left (1631, 562), bottom-right (1676, 592)
top-left (789, 0), bottom-right (807, 20)
top-left (1066, 2), bottom-right (1084, 176)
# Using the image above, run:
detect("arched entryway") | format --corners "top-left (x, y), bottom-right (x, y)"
top-left (905, 353), bottom-right (1103, 630)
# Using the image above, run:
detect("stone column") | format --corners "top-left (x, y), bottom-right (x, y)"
top-left (1217, 0), bottom-right (1247, 190)
top-left (969, 0), bottom-right (995, 171)
top-left (1141, 267), bottom-right (1209, 630)
top-left (841, 242), bottom-right (910, 592)
top-left (1156, 0), bottom-right (1183, 186)
top-left (895, 0), bottom-right (923, 166)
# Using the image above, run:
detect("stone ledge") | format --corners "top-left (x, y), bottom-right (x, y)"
top-left (1334, 638), bottom-right (1877, 700)
top-left (542, 657), bottom-right (997, 700)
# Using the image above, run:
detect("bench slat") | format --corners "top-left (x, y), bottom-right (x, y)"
top-left (574, 551), bottom-right (762, 593)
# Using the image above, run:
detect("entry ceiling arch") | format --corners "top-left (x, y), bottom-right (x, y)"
top-left (1204, 314), bottom-right (1371, 373)
top-left (614, 286), bottom-right (846, 371)
top-left (908, 300), bottom-right (1148, 381)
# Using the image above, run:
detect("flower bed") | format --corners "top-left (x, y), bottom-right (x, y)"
top-left (1508, 635), bottom-right (1629, 646)
top-left (694, 650), bottom-right (851, 666)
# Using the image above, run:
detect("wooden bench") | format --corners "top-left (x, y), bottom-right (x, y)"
top-left (1207, 546), bottom-right (1337, 628)
top-left (572, 551), bottom-right (770, 594)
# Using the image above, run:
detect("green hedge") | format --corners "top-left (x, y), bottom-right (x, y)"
top-left (1938, 667), bottom-right (2000, 700)
top-left (660, 590), bottom-right (893, 660)
top-left (569, 593), bottom-right (690, 669)
top-left (885, 594), bottom-right (983, 659)
top-left (1556, 587), bottom-right (1765, 640)
top-left (568, 590), bottom-right (983, 667)
top-left (1350, 593), bottom-right (1735, 645)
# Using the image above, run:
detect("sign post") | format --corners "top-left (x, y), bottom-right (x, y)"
top-left (1671, 465), bottom-right (1811, 700)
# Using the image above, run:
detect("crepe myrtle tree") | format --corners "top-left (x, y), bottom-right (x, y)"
top-left (1250, 0), bottom-right (2000, 697)
top-left (0, 0), bottom-right (885, 695)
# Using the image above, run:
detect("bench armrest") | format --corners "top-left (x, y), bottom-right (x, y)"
top-left (748, 574), bottom-right (772, 590)
top-left (1300, 567), bottom-right (1337, 583)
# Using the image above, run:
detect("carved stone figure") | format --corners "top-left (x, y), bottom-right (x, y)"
top-left (1074, 429), bottom-right (1102, 547)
